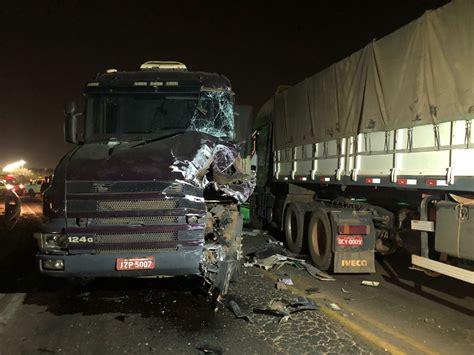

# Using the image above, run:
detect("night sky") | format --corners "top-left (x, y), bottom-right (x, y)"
top-left (0, 0), bottom-right (448, 169)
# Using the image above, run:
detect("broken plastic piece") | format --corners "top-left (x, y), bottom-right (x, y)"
top-left (361, 280), bottom-right (380, 287)
top-left (279, 278), bottom-right (294, 286)
top-left (254, 296), bottom-right (318, 318)
top-left (329, 303), bottom-right (342, 311)
top-left (228, 300), bottom-right (254, 323)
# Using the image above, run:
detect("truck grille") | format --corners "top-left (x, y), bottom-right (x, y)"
top-left (97, 247), bottom-right (177, 254)
top-left (93, 216), bottom-right (181, 225)
top-left (65, 181), bottom-right (205, 254)
top-left (95, 232), bottom-right (178, 243)
top-left (98, 199), bottom-right (178, 211)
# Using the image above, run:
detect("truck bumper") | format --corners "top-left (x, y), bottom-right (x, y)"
top-left (37, 248), bottom-right (202, 278)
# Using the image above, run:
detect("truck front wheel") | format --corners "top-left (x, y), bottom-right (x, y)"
top-left (284, 203), bottom-right (304, 254)
top-left (307, 209), bottom-right (333, 271)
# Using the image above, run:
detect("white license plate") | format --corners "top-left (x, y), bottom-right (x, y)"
top-left (116, 257), bottom-right (155, 271)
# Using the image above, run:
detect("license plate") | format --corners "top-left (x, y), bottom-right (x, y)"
top-left (336, 235), bottom-right (363, 246)
top-left (116, 257), bottom-right (155, 271)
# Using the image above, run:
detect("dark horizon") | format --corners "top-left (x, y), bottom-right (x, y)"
top-left (0, 0), bottom-right (448, 169)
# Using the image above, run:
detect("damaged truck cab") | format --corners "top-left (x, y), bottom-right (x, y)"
top-left (37, 61), bottom-right (255, 296)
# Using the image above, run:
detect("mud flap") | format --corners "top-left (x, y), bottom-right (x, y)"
top-left (334, 251), bottom-right (375, 273)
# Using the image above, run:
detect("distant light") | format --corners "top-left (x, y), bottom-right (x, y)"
top-left (3, 160), bottom-right (26, 172)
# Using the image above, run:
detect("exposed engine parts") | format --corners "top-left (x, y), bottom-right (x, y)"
top-left (201, 204), bottom-right (243, 296)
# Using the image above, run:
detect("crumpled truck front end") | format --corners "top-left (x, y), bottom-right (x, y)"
top-left (37, 133), bottom-right (254, 296)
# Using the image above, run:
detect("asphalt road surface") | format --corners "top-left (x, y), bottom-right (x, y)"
top-left (0, 198), bottom-right (472, 354)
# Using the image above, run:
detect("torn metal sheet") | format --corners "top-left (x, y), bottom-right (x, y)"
top-left (171, 140), bottom-right (255, 203)
top-left (254, 254), bottom-right (305, 271)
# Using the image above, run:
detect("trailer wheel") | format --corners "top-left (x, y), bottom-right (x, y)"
top-left (307, 209), bottom-right (333, 271)
top-left (284, 203), bottom-right (304, 254)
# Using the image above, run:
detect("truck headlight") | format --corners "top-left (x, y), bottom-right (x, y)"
top-left (36, 233), bottom-right (67, 252)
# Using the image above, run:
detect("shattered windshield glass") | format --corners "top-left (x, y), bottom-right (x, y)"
top-left (189, 90), bottom-right (234, 139)
top-left (85, 91), bottom-right (234, 142)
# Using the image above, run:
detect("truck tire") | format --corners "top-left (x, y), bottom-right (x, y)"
top-left (307, 209), bottom-right (333, 271)
top-left (284, 203), bottom-right (304, 254)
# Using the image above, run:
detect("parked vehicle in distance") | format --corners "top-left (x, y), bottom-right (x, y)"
top-left (25, 179), bottom-right (44, 198)
top-left (0, 180), bottom-right (7, 198)
top-left (3, 176), bottom-right (25, 196)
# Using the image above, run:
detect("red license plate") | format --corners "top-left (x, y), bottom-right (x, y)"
top-left (116, 257), bottom-right (155, 271)
top-left (337, 235), bottom-right (363, 247)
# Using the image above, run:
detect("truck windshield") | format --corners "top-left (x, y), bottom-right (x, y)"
top-left (85, 91), bottom-right (234, 142)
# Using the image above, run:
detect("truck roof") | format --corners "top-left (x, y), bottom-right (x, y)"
top-left (85, 67), bottom-right (232, 94)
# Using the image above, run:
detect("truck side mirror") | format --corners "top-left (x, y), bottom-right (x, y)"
top-left (64, 101), bottom-right (80, 144)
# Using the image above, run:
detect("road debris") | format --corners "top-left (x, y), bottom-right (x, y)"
top-left (328, 303), bottom-right (342, 312)
top-left (361, 280), bottom-right (380, 287)
top-left (279, 278), bottom-right (294, 286)
top-left (228, 300), bottom-right (254, 323)
top-left (242, 228), bottom-right (267, 236)
top-left (341, 288), bottom-right (350, 293)
top-left (305, 287), bottom-right (320, 294)
top-left (196, 343), bottom-right (224, 355)
top-left (254, 296), bottom-right (319, 319)
top-left (267, 238), bottom-right (284, 247)
top-left (303, 263), bottom-right (335, 281)
top-left (245, 248), bottom-right (336, 283)
top-left (254, 254), bottom-right (300, 271)
top-left (77, 292), bottom-right (91, 300)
